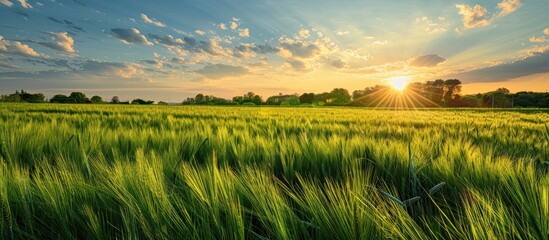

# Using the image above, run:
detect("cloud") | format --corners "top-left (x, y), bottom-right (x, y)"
top-left (286, 59), bottom-right (310, 72)
top-left (415, 16), bottom-right (448, 33)
top-left (447, 51), bottom-right (549, 83)
top-left (37, 32), bottom-right (75, 53)
top-left (47, 17), bottom-right (64, 24)
top-left (278, 36), bottom-right (329, 59)
top-left (170, 57), bottom-right (185, 64)
top-left (372, 40), bottom-right (388, 45)
top-left (110, 28), bottom-right (153, 46)
top-left (545, 28), bottom-right (549, 35)
top-left (331, 59), bottom-right (346, 69)
top-left (410, 54), bottom-right (446, 67)
top-left (195, 30), bottom-right (206, 36)
top-left (81, 60), bottom-right (143, 78)
top-left (17, 0), bottom-right (31, 8)
top-left (497, 0), bottom-right (522, 17)
top-left (336, 30), bottom-right (350, 36)
top-left (529, 36), bottom-right (546, 43)
top-left (239, 28), bottom-right (250, 37)
top-left (232, 43), bottom-right (278, 58)
top-left (299, 29), bottom-right (310, 38)
top-left (148, 34), bottom-right (184, 46)
top-left (195, 63), bottom-right (248, 79)
top-left (455, 4), bottom-right (491, 30)
top-left (219, 23), bottom-right (227, 30)
top-left (0, 35), bottom-right (46, 58)
top-left (148, 34), bottom-right (226, 57)
top-left (0, 62), bottom-right (19, 69)
top-left (140, 14), bottom-right (165, 27)
top-left (230, 21), bottom-right (238, 30)
top-left (0, 0), bottom-right (13, 7)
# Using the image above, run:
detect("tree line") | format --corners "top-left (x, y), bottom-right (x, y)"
top-left (2, 80), bottom-right (549, 108)
top-left (0, 91), bottom-right (162, 105)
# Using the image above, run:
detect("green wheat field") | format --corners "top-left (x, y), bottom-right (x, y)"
top-left (1, 103), bottom-right (548, 239)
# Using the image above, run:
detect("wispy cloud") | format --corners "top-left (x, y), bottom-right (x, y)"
top-left (415, 16), bottom-right (448, 33)
top-left (140, 13), bottom-right (165, 27)
top-left (195, 63), bottom-right (248, 79)
top-left (0, 0), bottom-right (13, 7)
top-left (529, 36), bottom-right (546, 43)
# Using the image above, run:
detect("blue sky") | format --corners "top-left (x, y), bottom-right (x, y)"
top-left (0, 0), bottom-right (548, 101)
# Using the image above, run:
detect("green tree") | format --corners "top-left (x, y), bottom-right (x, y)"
top-left (111, 96), bottom-right (120, 104)
top-left (328, 88), bottom-right (351, 105)
top-left (299, 93), bottom-right (315, 104)
top-left (69, 92), bottom-right (89, 103)
top-left (90, 95), bottom-right (103, 103)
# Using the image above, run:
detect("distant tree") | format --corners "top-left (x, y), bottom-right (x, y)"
top-left (0, 90), bottom-right (45, 103)
top-left (90, 95), bottom-right (103, 103)
top-left (1, 93), bottom-right (21, 102)
top-left (195, 94), bottom-right (205, 104)
top-left (232, 92), bottom-right (262, 105)
top-left (111, 96), bottom-right (120, 104)
top-left (131, 99), bottom-right (154, 104)
top-left (69, 92), bottom-right (89, 103)
top-left (496, 88), bottom-right (510, 94)
top-left (157, 101), bottom-right (169, 105)
top-left (299, 93), bottom-right (315, 104)
top-left (288, 95), bottom-right (300, 105)
top-left (328, 88), bottom-right (351, 105)
top-left (443, 79), bottom-right (462, 106)
top-left (50, 94), bottom-right (69, 103)
top-left (313, 92), bottom-right (330, 105)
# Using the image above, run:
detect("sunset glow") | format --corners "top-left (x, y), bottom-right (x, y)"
top-left (388, 77), bottom-right (410, 91)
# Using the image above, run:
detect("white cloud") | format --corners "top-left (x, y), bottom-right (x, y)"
top-left (0, 35), bottom-right (46, 58)
top-left (497, 0), bottom-right (522, 17)
top-left (239, 28), bottom-right (250, 37)
top-left (372, 40), bottom-right (388, 45)
top-left (0, 0), bottom-right (13, 7)
top-left (219, 23), bottom-right (227, 30)
top-left (544, 28), bottom-right (549, 35)
top-left (415, 16), bottom-right (448, 33)
top-left (230, 21), bottom-right (238, 30)
top-left (38, 32), bottom-right (75, 53)
top-left (299, 28), bottom-right (310, 38)
top-left (336, 30), bottom-right (350, 36)
top-left (455, 4), bottom-right (491, 30)
top-left (140, 14), bottom-right (165, 27)
top-left (195, 30), bottom-right (206, 36)
top-left (17, 0), bottom-right (31, 8)
top-left (529, 36), bottom-right (546, 43)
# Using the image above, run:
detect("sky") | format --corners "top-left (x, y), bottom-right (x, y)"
top-left (0, 0), bottom-right (548, 101)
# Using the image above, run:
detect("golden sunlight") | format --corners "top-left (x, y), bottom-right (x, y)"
top-left (388, 76), bottom-right (410, 91)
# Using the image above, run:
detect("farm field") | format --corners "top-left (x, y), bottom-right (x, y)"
top-left (1, 104), bottom-right (548, 239)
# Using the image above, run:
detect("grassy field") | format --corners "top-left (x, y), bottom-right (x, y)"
top-left (1, 103), bottom-right (548, 239)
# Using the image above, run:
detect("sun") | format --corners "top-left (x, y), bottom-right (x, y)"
top-left (388, 76), bottom-right (410, 91)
